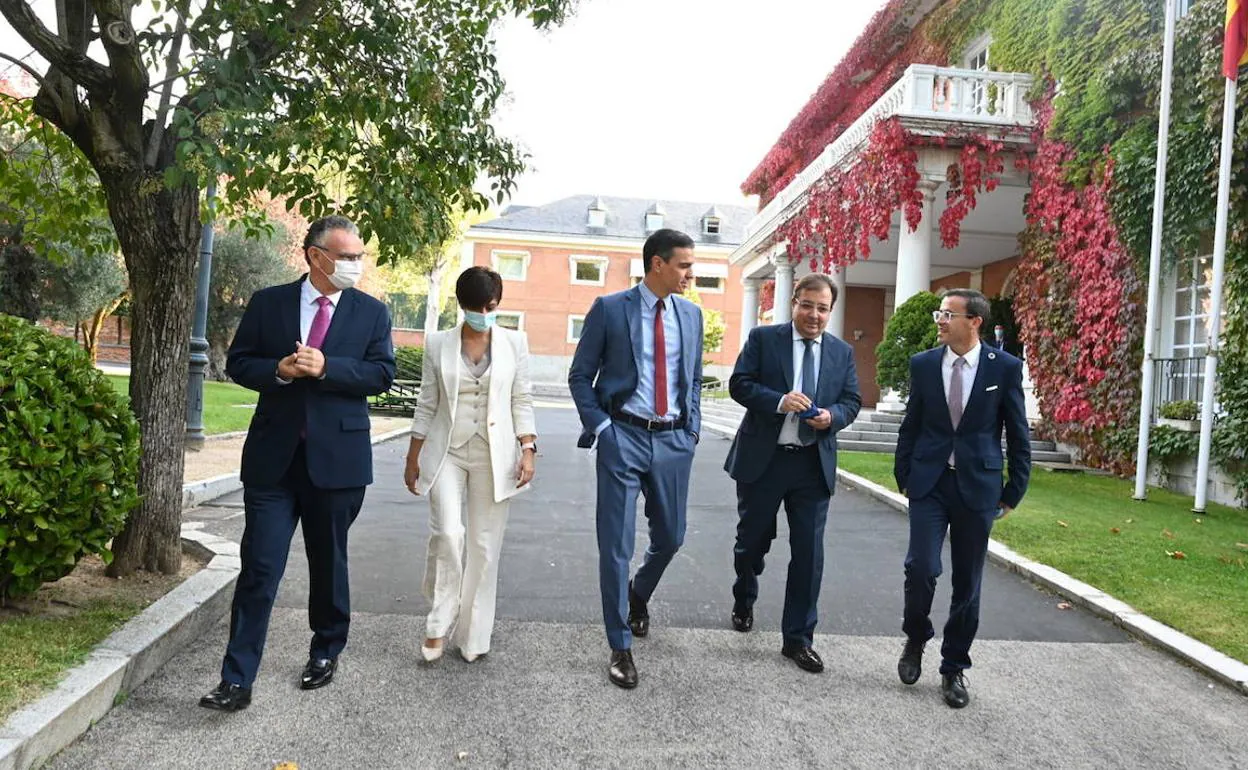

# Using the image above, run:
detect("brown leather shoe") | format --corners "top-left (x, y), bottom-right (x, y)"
top-left (608, 649), bottom-right (638, 689)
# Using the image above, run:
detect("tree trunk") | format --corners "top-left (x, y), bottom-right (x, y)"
top-left (102, 170), bottom-right (200, 578)
top-left (424, 256), bottom-right (445, 337)
top-left (82, 295), bottom-right (125, 364)
top-left (0, 239), bottom-right (40, 322)
top-left (207, 334), bottom-right (230, 381)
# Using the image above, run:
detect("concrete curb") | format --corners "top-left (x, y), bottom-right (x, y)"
top-left (698, 420), bottom-right (1248, 696)
top-left (0, 529), bottom-right (240, 770)
top-left (180, 425), bottom-right (412, 510)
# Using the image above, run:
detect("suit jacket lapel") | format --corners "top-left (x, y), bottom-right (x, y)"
top-left (669, 297), bottom-right (693, 397)
top-left (624, 286), bottom-right (644, 379)
top-left (816, 332), bottom-right (836, 403)
top-left (440, 329), bottom-right (461, 417)
top-left (778, 324), bottom-right (795, 391)
top-left (320, 288), bottom-right (355, 352)
top-left (958, 347), bottom-right (993, 432)
top-left (488, 329), bottom-right (511, 413)
top-left (285, 278), bottom-right (304, 347)
top-left (932, 347), bottom-right (955, 433)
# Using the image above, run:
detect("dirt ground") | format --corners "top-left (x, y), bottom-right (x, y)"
top-left (0, 552), bottom-right (206, 620)
top-left (182, 415), bottom-right (411, 483)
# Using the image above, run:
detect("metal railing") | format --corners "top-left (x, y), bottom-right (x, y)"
top-left (1152, 357), bottom-right (1206, 419)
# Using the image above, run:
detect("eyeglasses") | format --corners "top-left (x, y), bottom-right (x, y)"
top-left (932, 310), bottom-right (977, 323)
top-left (795, 301), bottom-right (832, 315)
top-left (311, 245), bottom-right (365, 261)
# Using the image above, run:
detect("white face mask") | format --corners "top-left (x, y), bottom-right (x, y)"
top-left (327, 259), bottom-right (363, 290)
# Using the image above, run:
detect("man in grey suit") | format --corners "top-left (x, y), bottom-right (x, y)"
top-left (568, 229), bottom-right (703, 689)
top-left (724, 273), bottom-right (861, 673)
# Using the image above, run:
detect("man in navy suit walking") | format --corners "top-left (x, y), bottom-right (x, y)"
top-left (568, 228), bottom-right (702, 689)
top-left (200, 216), bottom-right (395, 711)
top-left (893, 288), bottom-right (1030, 709)
top-left (724, 273), bottom-right (861, 673)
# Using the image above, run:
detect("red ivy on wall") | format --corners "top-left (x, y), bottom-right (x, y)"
top-left (759, 280), bottom-right (776, 315)
top-left (1012, 101), bottom-right (1144, 473)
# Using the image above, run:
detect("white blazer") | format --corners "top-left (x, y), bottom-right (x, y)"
top-left (410, 325), bottom-right (537, 502)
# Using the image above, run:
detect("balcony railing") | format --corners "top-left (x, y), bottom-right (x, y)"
top-left (1152, 357), bottom-right (1207, 420)
top-left (740, 64), bottom-right (1035, 250)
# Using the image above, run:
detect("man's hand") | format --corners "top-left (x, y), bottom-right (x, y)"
top-left (804, 408), bottom-right (833, 431)
top-left (996, 503), bottom-right (1012, 520)
top-left (277, 351), bottom-right (301, 380)
top-left (516, 448), bottom-right (536, 488)
top-left (780, 391), bottom-right (813, 413)
top-left (295, 342), bottom-right (326, 378)
top-left (404, 453), bottom-right (421, 495)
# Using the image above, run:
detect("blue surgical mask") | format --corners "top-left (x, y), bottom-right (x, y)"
top-left (464, 310), bottom-right (497, 332)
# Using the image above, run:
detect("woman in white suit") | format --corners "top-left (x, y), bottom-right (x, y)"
top-left (403, 266), bottom-right (537, 663)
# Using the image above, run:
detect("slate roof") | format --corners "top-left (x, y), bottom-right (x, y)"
top-left (470, 195), bottom-right (756, 247)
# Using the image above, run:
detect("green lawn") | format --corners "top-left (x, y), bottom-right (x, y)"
top-left (0, 599), bottom-right (141, 719)
top-left (837, 451), bottom-right (1248, 664)
top-left (105, 374), bottom-right (258, 435)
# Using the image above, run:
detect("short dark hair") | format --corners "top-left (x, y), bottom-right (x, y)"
top-left (940, 288), bottom-right (990, 320)
top-left (455, 266), bottom-right (503, 311)
top-left (642, 228), bottom-right (695, 273)
top-left (792, 273), bottom-right (839, 306)
top-left (303, 215), bottom-right (359, 252)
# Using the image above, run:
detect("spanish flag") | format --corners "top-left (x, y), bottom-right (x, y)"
top-left (1227, 0), bottom-right (1248, 79)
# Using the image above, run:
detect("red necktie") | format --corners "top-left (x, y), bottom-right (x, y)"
top-left (654, 301), bottom-right (668, 418)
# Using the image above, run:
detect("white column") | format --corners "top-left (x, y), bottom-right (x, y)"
top-left (773, 256), bottom-right (795, 324)
top-left (740, 278), bottom-right (761, 346)
top-left (829, 267), bottom-right (847, 339)
top-left (894, 180), bottom-right (938, 306)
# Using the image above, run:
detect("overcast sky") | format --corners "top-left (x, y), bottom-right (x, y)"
top-left (1, 1), bottom-right (888, 210)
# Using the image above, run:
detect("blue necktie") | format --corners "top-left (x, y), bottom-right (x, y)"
top-left (799, 338), bottom-right (817, 445)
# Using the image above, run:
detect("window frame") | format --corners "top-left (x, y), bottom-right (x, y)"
top-left (490, 249), bottom-right (531, 282)
top-left (567, 314), bottom-right (587, 343)
top-left (569, 254), bottom-right (610, 287)
top-left (495, 311), bottom-right (524, 331)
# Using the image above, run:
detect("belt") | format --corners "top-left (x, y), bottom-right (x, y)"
top-left (613, 412), bottom-right (687, 432)
top-left (779, 444), bottom-right (817, 453)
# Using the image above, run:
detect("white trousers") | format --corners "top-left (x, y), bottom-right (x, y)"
top-left (424, 435), bottom-right (511, 656)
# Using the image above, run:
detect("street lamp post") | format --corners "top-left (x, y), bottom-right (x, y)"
top-left (186, 180), bottom-right (216, 450)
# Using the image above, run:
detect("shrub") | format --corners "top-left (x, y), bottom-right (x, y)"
top-left (875, 291), bottom-right (941, 398)
top-left (1159, 400), bottom-right (1199, 421)
top-left (0, 314), bottom-right (139, 600)
top-left (394, 345), bottom-right (425, 381)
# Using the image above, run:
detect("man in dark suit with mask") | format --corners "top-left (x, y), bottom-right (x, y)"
top-left (199, 215), bottom-right (395, 711)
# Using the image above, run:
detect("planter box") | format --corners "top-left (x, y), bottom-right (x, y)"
top-left (1158, 417), bottom-right (1200, 432)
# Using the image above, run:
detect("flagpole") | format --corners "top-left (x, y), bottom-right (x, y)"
top-left (1192, 74), bottom-right (1238, 512)
top-left (1133, 0), bottom-right (1179, 500)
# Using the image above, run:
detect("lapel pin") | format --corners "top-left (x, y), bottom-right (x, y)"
top-left (987, 352), bottom-right (996, 360)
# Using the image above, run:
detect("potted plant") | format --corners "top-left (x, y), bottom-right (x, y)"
top-left (1158, 400), bottom-right (1200, 432)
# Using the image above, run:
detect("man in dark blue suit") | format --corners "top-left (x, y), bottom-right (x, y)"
top-left (893, 288), bottom-right (1030, 709)
top-left (200, 216), bottom-right (395, 711)
top-left (724, 273), bottom-right (861, 673)
top-left (568, 228), bottom-right (702, 689)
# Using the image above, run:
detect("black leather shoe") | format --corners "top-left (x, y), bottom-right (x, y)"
top-left (627, 581), bottom-right (649, 638)
top-left (608, 649), bottom-right (638, 689)
top-left (941, 671), bottom-right (970, 709)
top-left (300, 657), bottom-right (337, 690)
top-left (731, 606), bottom-right (753, 633)
top-left (781, 644), bottom-right (825, 673)
top-left (198, 681), bottom-right (251, 712)
top-left (898, 638), bottom-right (925, 685)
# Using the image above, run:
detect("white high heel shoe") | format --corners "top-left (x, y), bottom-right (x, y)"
top-left (421, 639), bottom-right (444, 662)
top-left (459, 648), bottom-right (482, 663)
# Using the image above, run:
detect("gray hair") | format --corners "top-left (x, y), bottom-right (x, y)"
top-left (940, 288), bottom-right (990, 320)
top-left (303, 215), bottom-right (359, 251)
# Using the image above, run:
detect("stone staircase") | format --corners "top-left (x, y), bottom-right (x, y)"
top-left (698, 397), bottom-right (1072, 464)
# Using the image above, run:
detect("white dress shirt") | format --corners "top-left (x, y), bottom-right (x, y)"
top-left (777, 330), bottom-right (822, 446)
top-left (942, 342), bottom-right (981, 466)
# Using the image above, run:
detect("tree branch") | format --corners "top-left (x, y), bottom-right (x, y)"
top-left (0, 0), bottom-right (112, 92)
top-left (145, 0), bottom-right (188, 167)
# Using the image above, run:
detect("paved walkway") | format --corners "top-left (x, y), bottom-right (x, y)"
top-left (49, 405), bottom-right (1248, 768)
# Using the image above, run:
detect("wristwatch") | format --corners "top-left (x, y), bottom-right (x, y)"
top-left (520, 441), bottom-right (537, 452)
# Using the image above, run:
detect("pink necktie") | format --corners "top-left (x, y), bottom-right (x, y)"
top-left (306, 296), bottom-right (332, 348)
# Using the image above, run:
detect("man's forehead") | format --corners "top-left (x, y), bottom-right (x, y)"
top-left (671, 247), bottom-right (695, 264)
top-left (797, 287), bottom-right (832, 304)
top-left (941, 295), bottom-right (967, 310)
top-left (324, 228), bottom-right (365, 253)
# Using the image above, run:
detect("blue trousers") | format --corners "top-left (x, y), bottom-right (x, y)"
top-left (221, 443), bottom-right (365, 687)
top-left (595, 422), bottom-right (695, 651)
top-left (732, 445), bottom-right (830, 648)
top-left (902, 467), bottom-right (996, 675)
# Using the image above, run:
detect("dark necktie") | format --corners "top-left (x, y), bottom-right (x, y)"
top-left (799, 338), bottom-right (817, 445)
